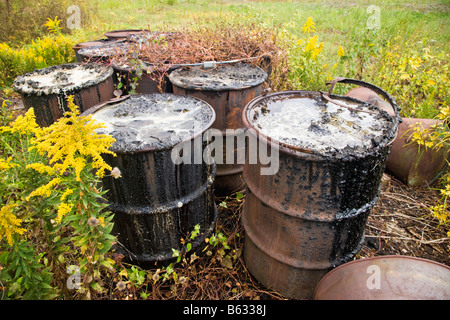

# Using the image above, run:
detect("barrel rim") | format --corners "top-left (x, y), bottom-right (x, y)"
top-left (77, 41), bottom-right (129, 59)
top-left (72, 39), bottom-right (110, 50)
top-left (104, 29), bottom-right (151, 39)
top-left (168, 63), bottom-right (268, 92)
top-left (81, 93), bottom-right (216, 154)
top-left (243, 90), bottom-right (398, 161)
top-left (12, 62), bottom-right (114, 96)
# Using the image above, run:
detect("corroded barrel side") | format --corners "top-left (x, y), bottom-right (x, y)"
top-left (241, 84), bottom-right (399, 299)
top-left (169, 63), bottom-right (268, 195)
top-left (13, 63), bottom-right (115, 127)
top-left (84, 93), bottom-right (217, 267)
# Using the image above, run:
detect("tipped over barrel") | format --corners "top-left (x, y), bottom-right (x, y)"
top-left (241, 80), bottom-right (400, 299)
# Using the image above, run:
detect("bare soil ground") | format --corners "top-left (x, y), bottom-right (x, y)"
top-left (360, 173), bottom-right (449, 266)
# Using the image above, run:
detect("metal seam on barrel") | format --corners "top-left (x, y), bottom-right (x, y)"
top-left (243, 168), bottom-right (379, 222)
top-left (242, 194), bottom-right (375, 270)
top-left (107, 168), bottom-right (215, 215)
top-left (121, 205), bottom-right (218, 263)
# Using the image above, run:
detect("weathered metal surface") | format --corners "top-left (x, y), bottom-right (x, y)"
top-left (241, 79), bottom-right (400, 299)
top-left (345, 87), bottom-right (449, 186)
top-left (13, 63), bottom-right (115, 127)
top-left (77, 42), bottom-right (129, 63)
top-left (72, 39), bottom-right (110, 62)
top-left (314, 255), bottom-right (450, 300)
top-left (83, 94), bottom-right (217, 267)
top-left (169, 63), bottom-right (268, 194)
top-left (386, 117), bottom-right (449, 186)
top-left (104, 29), bottom-right (150, 41)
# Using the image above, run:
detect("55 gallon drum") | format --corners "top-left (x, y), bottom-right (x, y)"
top-left (241, 78), bottom-right (401, 299)
top-left (84, 94), bottom-right (217, 267)
top-left (13, 63), bottom-right (115, 127)
top-left (169, 63), bottom-right (268, 194)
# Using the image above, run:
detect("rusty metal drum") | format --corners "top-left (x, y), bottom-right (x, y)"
top-left (169, 63), bottom-right (268, 195)
top-left (83, 94), bottom-right (217, 267)
top-left (72, 39), bottom-right (111, 62)
top-left (241, 78), bottom-right (401, 299)
top-left (112, 61), bottom-right (173, 95)
top-left (314, 255), bottom-right (450, 300)
top-left (345, 87), bottom-right (450, 186)
top-left (77, 41), bottom-right (129, 63)
top-left (104, 29), bottom-right (150, 41)
top-left (13, 63), bottom-right (115, 127)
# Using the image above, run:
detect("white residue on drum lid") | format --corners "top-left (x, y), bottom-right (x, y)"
top-left (252, 96), bottom-right (389, 155)
top-left (13, 64), bottom-right (112, 95)
top-left (92, 94), bottom-right (213, 152)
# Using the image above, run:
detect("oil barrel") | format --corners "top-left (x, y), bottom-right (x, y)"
top-left (83, 93), bottom-right (217, 267)
top-left (169, 62), bottom-right (268, 195)
top-left (73, 39), bottom-right (111, 62)
top-left (13, 63), bottom-right (115, 127)
top-left (241, 78), bottom-right (401, 299)
top-left (77, 41), bottom-right (129, 63)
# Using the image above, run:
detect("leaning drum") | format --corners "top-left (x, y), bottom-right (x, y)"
top-left (241, 78), bottom-right (401, 299)
top-left (84, 94), bottom-right (217, 267)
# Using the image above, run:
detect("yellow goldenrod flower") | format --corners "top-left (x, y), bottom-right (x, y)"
top-left (301, 17), bottom-right (316, 34)
top-left (27, 177), bottom-right (62, 200)
top-left (60, 188), bottom-right (74, 201)
top-left (337, 46), bottom-right (345, 57)
top-left (0, 157), bottom-right (18, 171)
top-left (26, 163), bottom-right (56, 175)
top-left (56, 202), bottom-right (74, 223)
top-left (0, 108), bottom-right (39, 136)
top-left (0, 204), bottom-right (26, 246)
top-left (31, 96), bottom-right (116, 181)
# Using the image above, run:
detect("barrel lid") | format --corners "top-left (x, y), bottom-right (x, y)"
top-left (88, 94), bottom-right (215, 153)
top-left (168, 63), bottom-right (268, 91)
top-left (104, 29), bottom-right (150, 40)
top-left (72, 40), bottom-right (109, 50)
top-left (244, 91), bottom-right (396, 159)
top-left (78, 41), bottom-right (129, 59)
top-left (12, 63), bottom-right (113, 96)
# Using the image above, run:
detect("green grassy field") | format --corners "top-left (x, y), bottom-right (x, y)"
top-left (69, 0), bottom-right (448, 118)
top-left (78, 0), bottom-right (449, 43)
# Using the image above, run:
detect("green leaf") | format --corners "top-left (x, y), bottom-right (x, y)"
top-left (219, 201), bottom-right (227, 208)
top-left (90, 282), bottom-right (104, 293)
top-left (186, 242), bottom-right (192, 253)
